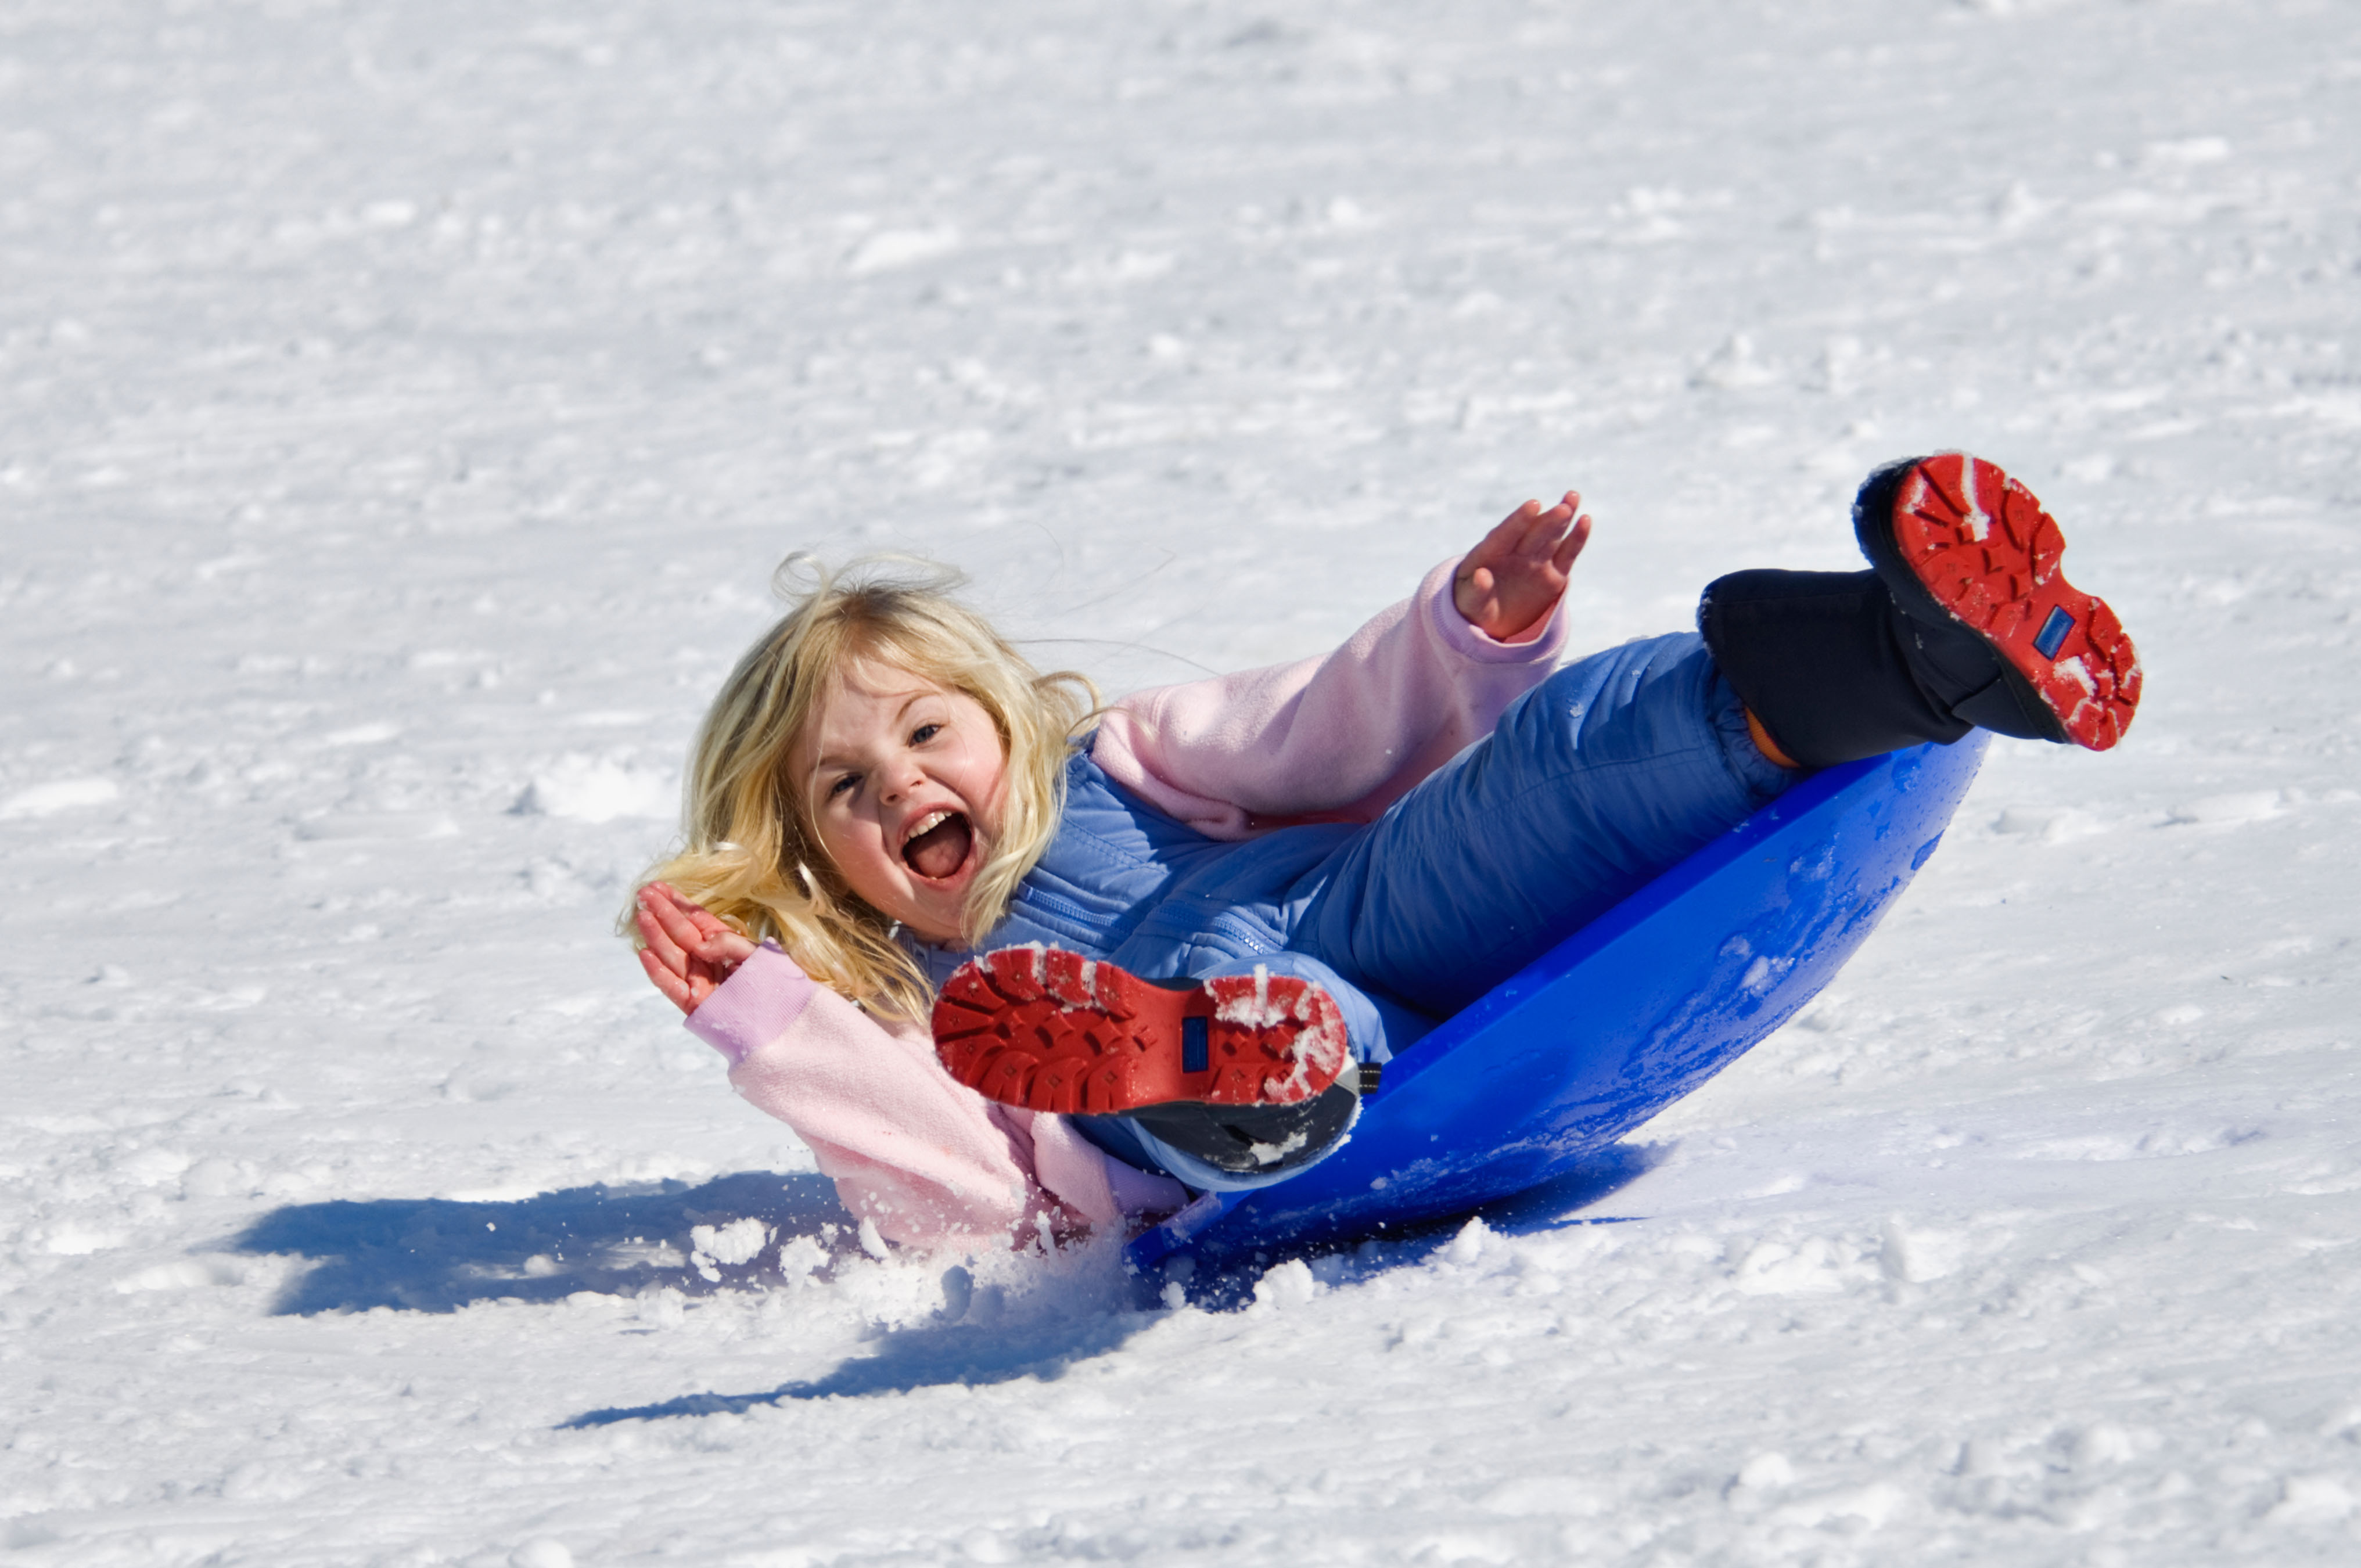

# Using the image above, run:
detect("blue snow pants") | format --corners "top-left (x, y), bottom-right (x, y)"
top-left (916, 632), bottom-right (1795, 1192)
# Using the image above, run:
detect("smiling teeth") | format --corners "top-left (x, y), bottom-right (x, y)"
top-left (904, 809), bottom-right (955, 845)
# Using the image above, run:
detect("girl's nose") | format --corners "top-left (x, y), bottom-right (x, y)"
top-left (882, 756), bottom-right (926, 801)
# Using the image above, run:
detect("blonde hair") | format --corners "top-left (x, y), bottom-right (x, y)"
top-left (628, 555), bottom-right (1096, 1022)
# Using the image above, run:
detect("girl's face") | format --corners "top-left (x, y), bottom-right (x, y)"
top-left (787, 656), bottom-right (1007, 944)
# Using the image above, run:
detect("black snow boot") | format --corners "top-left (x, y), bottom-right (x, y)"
top-left (1126, 1083), bottom-right (1364, 1177)
top-left (1698, 454), bottom-right (2142, 769)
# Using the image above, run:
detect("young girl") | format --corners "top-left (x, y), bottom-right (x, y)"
top-left (631, 454), bottom-right (2140, 1253)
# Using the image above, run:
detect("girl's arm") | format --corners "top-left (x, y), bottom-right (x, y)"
top-left (1093, 494), bottom-right (1590, 839)
top-left (637, 886), bottom-right (1183, 1249)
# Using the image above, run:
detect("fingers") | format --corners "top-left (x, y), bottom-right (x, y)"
top-left (685, 905), bottom-right (757, 964)
top-left (637, 945), bottom-right (696, 1015)
top-left (635, 900), bottom-right (693, 979)
top-left (637, 889), bottom-right (698, 961)
top-left (1521, 493), bottom-right (1588, 571)
top-left (647, 880), bottom-right (702, 919)
top-left (648, 881), bottom-right (717, 925)
top-left (1554, 511), bottom-right (1594, 573)
top-left (662, 885), bottom-right (725, 936)
top-left (1509, 509), bottom-right (1555, 557)
top-left (1471, 502), bottom-right (1539, 570)
top-left (642, 884), bottom-right (722, 958)
top-left (674, 902), bottom-right (757, 968)
top-left (1469, 494), bottom-right (1578, 577)
top-left (1503, 494), bottom-right (1582, 558)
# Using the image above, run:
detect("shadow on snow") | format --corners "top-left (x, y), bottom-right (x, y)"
top-left (558, 1142), bottom-right (1666, 1425)
top-left (218, 1146), bottom-right (1661, 1420)
top-left (221, 1170), bottom-right (858, 1315)
top-left (560, 1304), bottom-right (1148, 1425)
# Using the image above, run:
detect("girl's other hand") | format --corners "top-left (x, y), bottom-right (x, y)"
top-left (634, 882), bottom-right (759, 1016)
top-left (1453, 490), bottom-right (1593, 643)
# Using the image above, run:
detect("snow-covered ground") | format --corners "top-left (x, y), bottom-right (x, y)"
top-left (5, 0), bottom-right (2359, 1561)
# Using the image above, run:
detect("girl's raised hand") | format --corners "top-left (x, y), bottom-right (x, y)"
top-left (634, 882), bottom-right (759, 1016)
top-left (1453, 490), bottom-right (1593, 643)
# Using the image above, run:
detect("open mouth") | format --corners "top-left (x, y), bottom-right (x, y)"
top-left (901, 809), bottom-right (975, 881)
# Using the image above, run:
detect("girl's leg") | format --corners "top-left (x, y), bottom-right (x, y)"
top-left (1058, 951), bottom-right (1417, 1192)
top-left (1702, 454), bottom-right (2141, 765)
top-left (936, 944), bottom-right (1424, 1192)
top-left (1296, 631), bottom-right (1792, 1019)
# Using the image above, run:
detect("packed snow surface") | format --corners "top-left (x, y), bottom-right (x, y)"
top-left (6, 0), bottom-right (2360, 1562)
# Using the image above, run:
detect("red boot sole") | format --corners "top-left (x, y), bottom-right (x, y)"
top-left (931, 946), bottom-right (1350, 1115)
top-left (1888, 454), bottom-right (2143, 751)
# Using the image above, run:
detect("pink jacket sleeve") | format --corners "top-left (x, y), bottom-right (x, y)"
top-left (684, 946), bottom-right (1187, 1252)
top-left (1089, 558), bottom-right (1569, 839)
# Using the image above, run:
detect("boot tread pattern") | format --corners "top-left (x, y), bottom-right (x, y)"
top-left (932, 946), bottom-right (1350, 1115)
top-left (1892, 454), bottom-right (2142, 751)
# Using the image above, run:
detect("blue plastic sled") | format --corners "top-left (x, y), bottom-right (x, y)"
top-left (1125, 735), bottom-right (1989, 1276)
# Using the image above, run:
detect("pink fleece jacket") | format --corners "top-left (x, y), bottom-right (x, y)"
top-left (682, 559), bottom-right (1569, 1253)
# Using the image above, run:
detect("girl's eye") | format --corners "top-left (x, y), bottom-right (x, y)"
top-left (910, 722), bottom-right (942, 745)
top-left (825, 773), bottom-right (859, 800)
